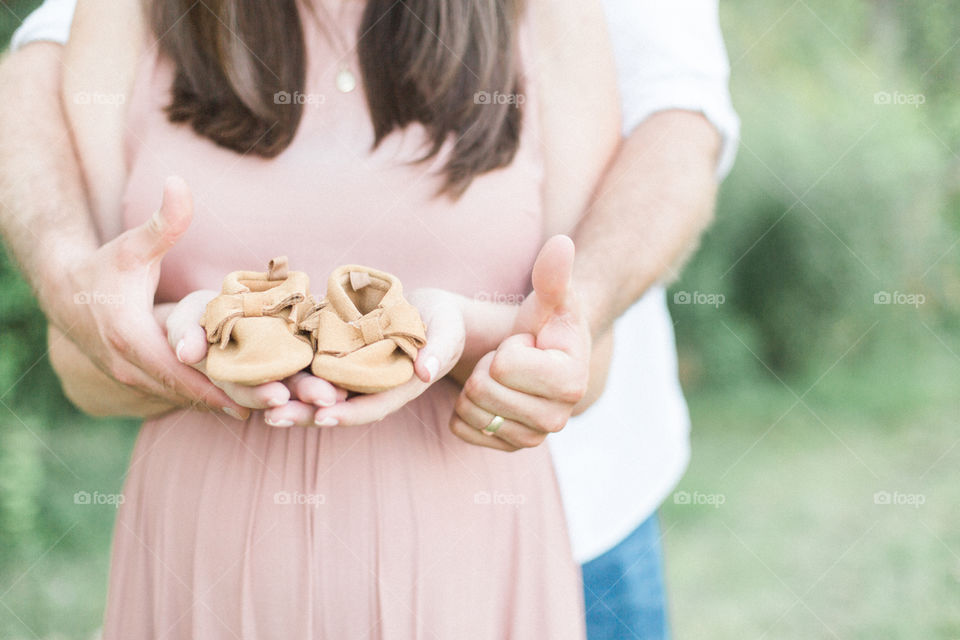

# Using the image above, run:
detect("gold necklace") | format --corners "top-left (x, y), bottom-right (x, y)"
top-left (335, 64), bottom-right (357, 94)
top-left (316, 1), bottom-right (358, 93)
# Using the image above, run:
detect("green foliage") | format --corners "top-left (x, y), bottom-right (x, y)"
top-left (665, 385), bottom-right (960, 639)
top-left (0, 0), bottom-right (42, 51)
top-left (0, 250), bottom-right (74, 417)
top-left (671, 0), bottom-right (960, 388)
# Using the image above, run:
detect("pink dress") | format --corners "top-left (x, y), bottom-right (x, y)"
top-left (103, 3), bottom-right (585, 639)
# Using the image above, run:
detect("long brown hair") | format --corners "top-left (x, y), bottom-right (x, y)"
top-left (152, 0), bottom-right (526, 197)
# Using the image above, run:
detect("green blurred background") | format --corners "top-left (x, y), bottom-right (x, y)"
top-left (1, 0), bottom-right (958, 637)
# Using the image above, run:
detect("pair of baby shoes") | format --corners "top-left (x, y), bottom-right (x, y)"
top-left (200, 257), bottom-right (426, 393)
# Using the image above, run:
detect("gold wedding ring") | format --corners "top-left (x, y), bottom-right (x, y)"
top-left (483, 414), bottom-right (505, 435)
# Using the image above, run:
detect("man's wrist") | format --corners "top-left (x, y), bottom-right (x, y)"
top-left (569, 111), bottom-right (722, 339)
top-left (34, 235), bottom-right (98, 330)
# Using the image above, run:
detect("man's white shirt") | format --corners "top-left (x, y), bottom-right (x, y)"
top-left (11, 0), bottom-right (739, 563)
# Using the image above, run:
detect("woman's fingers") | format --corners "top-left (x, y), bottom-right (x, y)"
top-left (263, 400), bottom-right (318, 427)
top-left (165, 289), bottom-right (217, 365)
top-left (260, 374), bottom-right (347, 426)
top-left (407, 289), bottom-right (465, 383)
top-left (313, 378), bottom-right (427, 428)
top-left (283, 371), bottom-right (341, 407)
top-left (214, 379), bottom-right (290, 410)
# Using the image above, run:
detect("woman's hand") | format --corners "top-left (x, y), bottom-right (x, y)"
top-left (264, 288), bottom-right (466, 428)
top-left (160, 291), bottom-right (342, 416)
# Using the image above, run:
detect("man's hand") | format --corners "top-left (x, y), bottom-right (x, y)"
top-left (63, 177), bottom-right (248, 418)
top-left (450, 236), bottom-right (592, 451)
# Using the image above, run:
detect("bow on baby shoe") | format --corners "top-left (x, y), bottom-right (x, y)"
top-left (199, 256), bottom-right (317, 386)
top-left (307, 265), bottom-right (427, 394)
top-left (302, 300), bottom-right (426, 359)
top-left (201, 257), bottom-right (311, 348)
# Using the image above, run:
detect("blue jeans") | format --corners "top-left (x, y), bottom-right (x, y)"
top-left (581, 514), bottom-right (670, 640)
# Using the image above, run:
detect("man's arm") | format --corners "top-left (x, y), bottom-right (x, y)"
top-left (574, 0), bottom-right (736, 336)
top-left (0, 42), bottom-right (97, 323)
top-left (450, 0), bottom-right (737, 448)
top-left (0, 41), bottom-right (247, 418)
top-left (452, 109), bottom-right (720, 447)
top-left (573, 109), bottom-right (720, 338)
top-left (450, 114), bottom-right (721, 447)
top-left (0, 42), bottom-right (167, 418)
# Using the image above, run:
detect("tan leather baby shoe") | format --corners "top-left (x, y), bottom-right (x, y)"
top-left (201, 257), bottom-right (315, 386)
top-left (303, 265), bottom-right (427, 394)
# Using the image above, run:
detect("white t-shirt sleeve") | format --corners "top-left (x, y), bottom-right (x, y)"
top-left (604, 0), bottom-right (740, 179)
top-left (9, 0), bottom-right (77, 51)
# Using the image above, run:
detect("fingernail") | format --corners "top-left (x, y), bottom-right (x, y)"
top-left (315, 395), bottom-right (335, 408)
top-left (315, 416), bottom-right (338, 427)
top-left (151, 208), bottom-right (167, 234)
top-left (224, 407), bottom-right (245, 421)
top-left (267, 396), bottom-right (285, 408)
top-left (424, 356), bottom-right (440, 382)
top-left (265, 418), bottom-right (294, 427)
top-left (175, 339), bottom-right (186, 363)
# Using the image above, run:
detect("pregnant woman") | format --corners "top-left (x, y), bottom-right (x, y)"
top-left (49, 0), bottom-right (619, 636)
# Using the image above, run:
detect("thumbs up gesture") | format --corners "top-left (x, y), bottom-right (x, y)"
top-left (62, 176), bottom-right (247, 417)
top-left (450, 236), bottom-right (593, 451)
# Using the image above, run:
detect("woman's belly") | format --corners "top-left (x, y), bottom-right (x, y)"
top-left (107, 380), bottom-right (581, 637)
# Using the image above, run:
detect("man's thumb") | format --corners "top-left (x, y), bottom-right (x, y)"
top-left (121, 176), bottom-right (193, 264)
top-left (531, 235), bottom-right (575, 317)
top-left (529, 236), bottom-right (590, 354)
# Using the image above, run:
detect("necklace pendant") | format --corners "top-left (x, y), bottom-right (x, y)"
top-left (336, 68), bottom-right (357, 93)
